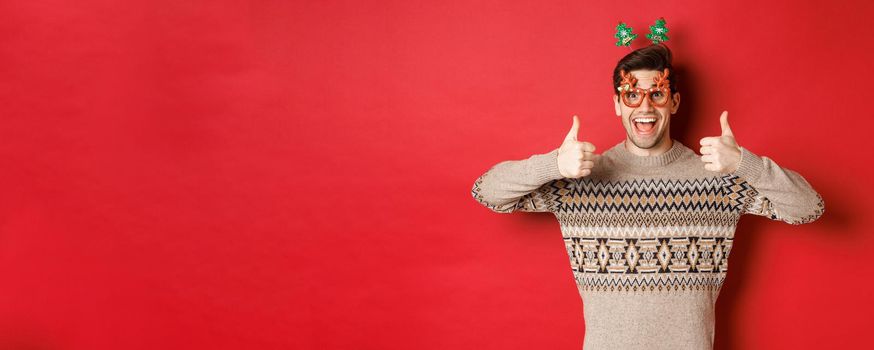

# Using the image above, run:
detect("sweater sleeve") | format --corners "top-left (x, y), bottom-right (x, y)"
top-left (471, 149), bottom-right (566, 213)
top-left (730, 146), bottom-right (825, 225)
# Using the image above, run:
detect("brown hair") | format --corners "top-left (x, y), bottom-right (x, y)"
top-left (612, 43), bottom-right (678, 95)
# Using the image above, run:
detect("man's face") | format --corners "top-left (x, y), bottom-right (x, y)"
top-left (613, 69), bottom-right (681, 150)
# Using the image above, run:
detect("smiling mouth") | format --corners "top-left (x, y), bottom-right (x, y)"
top-left (632, 115), bottom-right (657, 135)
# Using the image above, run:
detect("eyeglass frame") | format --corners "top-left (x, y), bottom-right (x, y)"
top-left (618, 86), bottom-right (672, 108)
top-left (616, 68), bottom-right (673, 108)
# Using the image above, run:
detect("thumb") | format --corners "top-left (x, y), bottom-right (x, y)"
top-left (720, 111), bottom-right (734, 137)
top-left (565, 115), bottom-right (580, 142)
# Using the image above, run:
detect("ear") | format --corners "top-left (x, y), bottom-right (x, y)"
top-left (613, 94), bottom-right (622, 116)
top-left (670, 92), bottom-right (680, 114)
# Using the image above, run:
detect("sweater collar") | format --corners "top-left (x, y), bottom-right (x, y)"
top-left (610, 138), bottom-right (687, 167)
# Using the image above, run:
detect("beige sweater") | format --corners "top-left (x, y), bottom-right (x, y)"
top-left (471, 139), bottom-right (824, 349)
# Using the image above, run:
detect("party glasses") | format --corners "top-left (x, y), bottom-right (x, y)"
top-left (617, 68), bottom-right (672, 108)
top-left (621, 87), bottom-right (671, 107)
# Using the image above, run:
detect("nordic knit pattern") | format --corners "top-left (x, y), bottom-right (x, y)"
top-left (470, 139), bottom-right (824, 350)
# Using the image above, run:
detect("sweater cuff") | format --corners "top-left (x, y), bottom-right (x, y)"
top-left (529, 149), bottom-right (565, 183)
top-left (731, 146), bottom-right (765, 184)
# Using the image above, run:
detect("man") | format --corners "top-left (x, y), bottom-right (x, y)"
top-left (470, 44), bottom-right (824, 349)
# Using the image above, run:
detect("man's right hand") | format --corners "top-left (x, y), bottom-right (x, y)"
top-left (557, 115), bottom-right (597, 178)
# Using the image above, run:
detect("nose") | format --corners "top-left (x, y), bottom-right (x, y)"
top-left (636, 96), bottom-right (655, 113)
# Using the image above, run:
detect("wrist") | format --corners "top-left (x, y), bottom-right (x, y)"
top-left (731, 146), bottom-right (765, 184)
top-left (532, 148), bottom-right (564, 182)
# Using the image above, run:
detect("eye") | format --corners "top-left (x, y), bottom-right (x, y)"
top-left (628, 92), bottom-right (639, 99)
top-left (652, 91), bottom-right (663, 98)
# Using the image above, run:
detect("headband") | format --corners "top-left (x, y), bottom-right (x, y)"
top-left (615, 17), bottom-right (669, 47)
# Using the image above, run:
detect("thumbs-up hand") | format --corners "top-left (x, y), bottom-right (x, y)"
top-left (699, 111), bottom-right (742, 173)
top-left (557, 115), bottom-right (597, 178)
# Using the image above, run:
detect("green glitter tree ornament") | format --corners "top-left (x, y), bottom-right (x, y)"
top-left (614, 22), bottom-right (638, 47)
top-left (647, 17), bottom-right (669, 45)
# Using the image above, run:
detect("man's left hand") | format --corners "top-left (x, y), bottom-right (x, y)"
top-left (699, 111), bottom-right (741, 173)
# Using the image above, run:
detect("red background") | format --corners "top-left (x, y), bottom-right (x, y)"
top-left (1, 1), bottom-right (871, 349)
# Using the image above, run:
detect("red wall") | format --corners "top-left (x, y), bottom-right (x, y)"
top-left (1, 1), bottom-right (870, 349)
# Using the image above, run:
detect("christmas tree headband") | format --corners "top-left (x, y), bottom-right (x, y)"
top-left (615, 17), bottom-right (669, 47)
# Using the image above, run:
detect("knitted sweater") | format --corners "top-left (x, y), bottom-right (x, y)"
top-left (470, 139), bottom-right (824, 349)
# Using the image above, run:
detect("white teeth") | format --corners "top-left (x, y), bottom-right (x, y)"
top-left (634, 117), bottom-right (656, 123)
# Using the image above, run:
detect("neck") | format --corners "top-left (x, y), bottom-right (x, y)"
top-left (624, 136), bottom-right (673, 156)
top-left (612, 137), bottom-right (685, 167)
